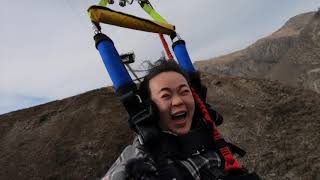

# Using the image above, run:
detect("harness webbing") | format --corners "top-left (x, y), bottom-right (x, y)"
top-left (159, 34), bottom-right (174, 60)
top-left (92, 0), bottom-right (244, 174)
top-left (140, 0), bottom-right (243, 173)
top-left (98, 0), bottom-right (108, 6)
top-left (191, 88), bottom-right (243, 173)
top-left (138, 1), bottom-right (175, 60)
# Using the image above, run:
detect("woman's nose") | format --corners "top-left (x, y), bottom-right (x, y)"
top-left (172, 95), bottom-right (183, 106)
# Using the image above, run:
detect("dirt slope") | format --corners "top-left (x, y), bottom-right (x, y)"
top-left (0, 74), bottom-right (319, 180)
top-left (0, 87), bottom-right (134, 180)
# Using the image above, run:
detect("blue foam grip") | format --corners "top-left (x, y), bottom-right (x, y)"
top-left (96, 39), bottom-right (133, 90)
top-left (173, 43), bottom-right (196, 73)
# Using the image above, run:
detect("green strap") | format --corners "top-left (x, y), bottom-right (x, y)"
top-left (94, 1), bottom-right (166, 24)
top-left (98, 0), bottom-right (108, 6)
top-left (141, 2), bottom-right (168, 24)
top-left (88, 0), bottom-right (108, 18)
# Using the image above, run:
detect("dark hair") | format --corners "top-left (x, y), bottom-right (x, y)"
top-left (138, 60), bottom-right (190, 100)
top-left (138, 60), bottom-right (204, 129)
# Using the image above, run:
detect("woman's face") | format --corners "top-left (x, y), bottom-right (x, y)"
top-left (149, 71), bottom-right (195, 135)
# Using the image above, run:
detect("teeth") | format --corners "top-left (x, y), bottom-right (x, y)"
top-left (176, 112), bottom-right (185, 116)
top-left (172, 112), bottom-right (187, 120)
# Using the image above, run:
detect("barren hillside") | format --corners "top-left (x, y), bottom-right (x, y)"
top-left (1, 74), bottom-right (319, 180)
top-left (195, 11), bottom-right (320, 93)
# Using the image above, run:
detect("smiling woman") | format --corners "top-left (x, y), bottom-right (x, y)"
top-left (149, 71), bottom-right (195, 135)
top-left (101, 60), bottom-right (260, 180)
top-left (102, 60), bottom-right (220, 180)
top-left (142, 61), bottom-right (195, 135)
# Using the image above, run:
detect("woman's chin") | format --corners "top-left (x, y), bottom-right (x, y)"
top-left (172, 126), bottom-right (191, 135)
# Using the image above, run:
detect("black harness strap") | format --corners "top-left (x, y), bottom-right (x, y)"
top-left (118, 83), bottom-right (160, 146)
top-left (148, 120), bottom-right (215, 160)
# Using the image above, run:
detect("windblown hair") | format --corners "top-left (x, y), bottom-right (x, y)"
top-left (138, 60), bottom-right (205, 129)
top-left (138, 60), bottom-right (190, 101)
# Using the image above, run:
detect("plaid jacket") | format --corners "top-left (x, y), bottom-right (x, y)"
top-left (102, 136), bottom-right (224, 180)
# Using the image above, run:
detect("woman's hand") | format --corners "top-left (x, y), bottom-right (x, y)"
top-left (124, 157), bottom-right (158, 180)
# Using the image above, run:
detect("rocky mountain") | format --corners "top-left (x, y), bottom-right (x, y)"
top-left (195, 11), bottom-right (320, 93)
top-left (1, 74), bottom-right (319, 180)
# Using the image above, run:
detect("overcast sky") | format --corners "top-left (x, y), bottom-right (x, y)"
top-left (1, 0), bottom-right (319, 115)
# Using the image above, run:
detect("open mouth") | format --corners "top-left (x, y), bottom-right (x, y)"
top-left (171, 112), bottom-right (187, 121)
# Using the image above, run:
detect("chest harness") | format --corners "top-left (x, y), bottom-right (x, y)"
top-left (88, 0), bottom-right (259, 178)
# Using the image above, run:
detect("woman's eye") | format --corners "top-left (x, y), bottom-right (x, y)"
top-left (161, 94), bottom-right (171, 99)
top-left (181, 89), bottom-right (190, 95)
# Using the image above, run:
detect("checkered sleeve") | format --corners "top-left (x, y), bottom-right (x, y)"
top-left (178, 151), bottom-right (224, 180)
top-left (101, 138), bottom-right (146, 180)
